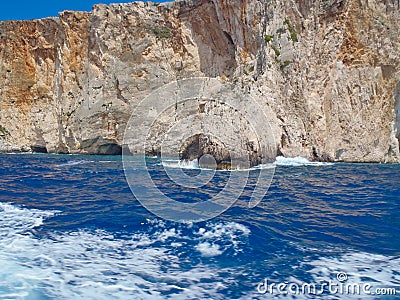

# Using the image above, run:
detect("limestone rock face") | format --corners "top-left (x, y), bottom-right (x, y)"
top-left (0, 0), bottom-right (399, 163)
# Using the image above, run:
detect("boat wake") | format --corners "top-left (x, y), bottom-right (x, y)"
top-left (0, 202), bottom-right (251, 300)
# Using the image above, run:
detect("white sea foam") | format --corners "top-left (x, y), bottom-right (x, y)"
top-left (195, 242), bottom-right (223, 257)
top-left (161, 158), bottom-right (275, 172)
top-left (194, 222), bottom-right (251, 257)
top-left (55, 160), bottom-right (93, 167)
top-left (0, 203), bottom-right (250, 299)
top-left (0, 202), bottom-right (57, 234)
top-left (196, 222), bottom-right (251, 239)
top-left (274, 156), bottom-right (334, 167)
top-left (161, 156), bottom-right (333, 171)
top-left (161, 159), bottom-right (200, 169)
top-left (306, 251), bottom-right (400, 290)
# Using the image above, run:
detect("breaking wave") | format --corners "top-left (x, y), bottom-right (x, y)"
top-left (274, 156), bottom-right (334, 167)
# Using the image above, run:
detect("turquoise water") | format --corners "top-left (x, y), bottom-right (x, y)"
top-left (0, 154), bottom-right (399, 299)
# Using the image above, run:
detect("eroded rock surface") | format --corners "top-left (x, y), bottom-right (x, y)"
top-left (0, 0), bottom-right (399, 163)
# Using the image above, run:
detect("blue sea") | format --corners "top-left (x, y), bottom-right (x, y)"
top-left (0, 154), bottom-right (399, 299)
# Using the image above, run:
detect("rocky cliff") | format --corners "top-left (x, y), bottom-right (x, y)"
top-left (0, 0), bottom-right (399, 163)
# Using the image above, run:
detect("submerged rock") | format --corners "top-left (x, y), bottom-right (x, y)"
top-left (179, 133), bottom-right (262, 169)
top-left (180, 134), bottom-right (233, 169)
